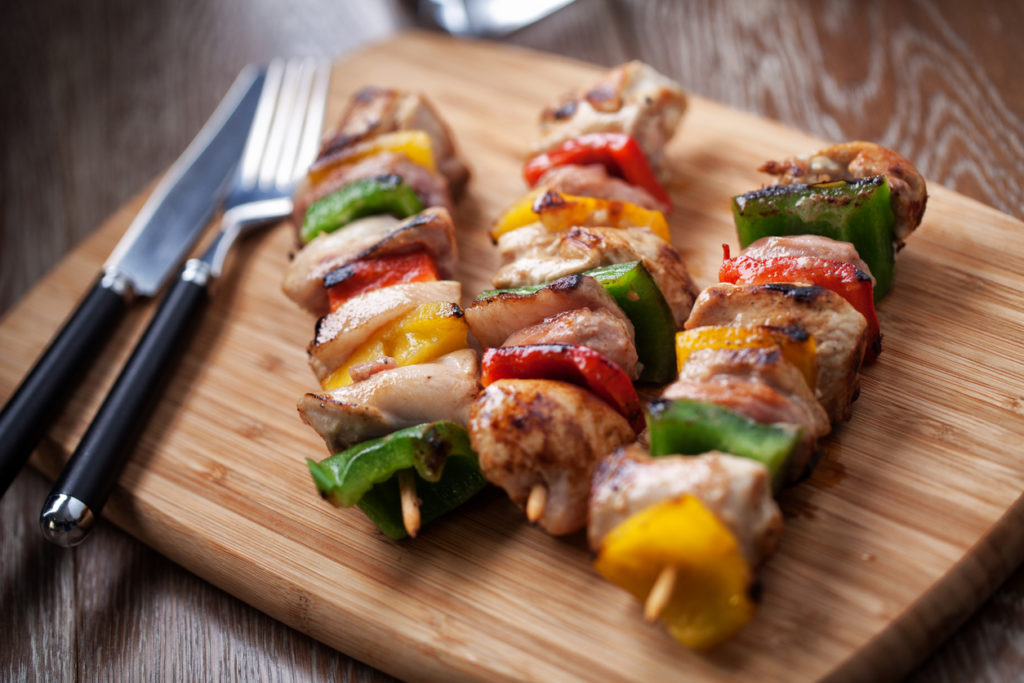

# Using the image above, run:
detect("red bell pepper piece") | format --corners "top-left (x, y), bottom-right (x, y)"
top-left (522, 133), bottom-right (672, 211)
top-left (719, 252), bottom-right (881, 362)
top-left (325, 249), bottom-right (440, 312)
top-left (481, 344), bottom-right (645, 433)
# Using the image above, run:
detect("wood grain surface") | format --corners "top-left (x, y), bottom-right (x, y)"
top-left (2, 1), bottom-right (1022, 681)
top-left (4, 29), bottom-right (1024, 682)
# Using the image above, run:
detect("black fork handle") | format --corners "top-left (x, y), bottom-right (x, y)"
top-left (0, 276), bottom-right (130, 498)
top-left (39, 260), bottom-right (211, 546)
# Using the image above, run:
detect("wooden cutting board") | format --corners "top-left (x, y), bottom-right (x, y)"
top-left (3, 31), bottom-right (1024, 681)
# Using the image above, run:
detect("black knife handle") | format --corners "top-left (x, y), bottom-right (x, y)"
top-left (0, 275), bottom-right (130, 499)
top-left (39, 261), bottom-right (211, 546)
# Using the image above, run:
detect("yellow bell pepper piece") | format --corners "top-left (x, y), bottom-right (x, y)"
top-left (309, 130), bottom-right (435, 185)
top-left (536, 190), bottom-right (671, 241)
top-left (676, 325), bottom-right (817, 389)
top-left (490, 189), bottom-right (671, 242)
top-left (594, 495), bottom-right (755, 650)
top-left (489, 187), bottom-right (549, 240)
top-left (321, 301), bottom-right (468, 390)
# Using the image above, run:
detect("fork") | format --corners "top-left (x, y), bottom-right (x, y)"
top-left (39, 59), bottom-right (330, 547)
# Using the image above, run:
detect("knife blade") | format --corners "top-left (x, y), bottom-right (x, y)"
top-left (104, 67), bottom-right (267, 297)
top-left (0, 66), bottom-right (266, 499)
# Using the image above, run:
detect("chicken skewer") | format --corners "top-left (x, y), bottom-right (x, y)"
top-left (589, 142), bottom-right (927, 645)
top-left (286, 85), bottom-right (484, 539)
top-left (295, 65), bottom-right (691, 537)
top-left (467, 62), bottom-right (694, 532)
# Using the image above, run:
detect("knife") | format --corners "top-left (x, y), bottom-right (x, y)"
top-left (37, 60), bottom-right (329, 548)
top-left (0, 66), bottom-right (266, 500)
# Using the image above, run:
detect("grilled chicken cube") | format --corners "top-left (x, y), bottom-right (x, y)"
top-left (758, 141), bottom-right (926, 245)
top-left (469, 378), bottom-right (635, 535)
top-left (741, 234), bottom-right (875, 285)
top-left (536, 163), bottom-right (669, 214)
top-left (309, 280), bottom-right (461, 382)
top-left (675, 346), bottom-right (827, 430)
top-left (664, 345), bottom-right (831, 482)
top-left (494, 225), bottom-right (698, 328)
top-left (291, 151), bottom-right (453, 232)
top-left (283, 215), bottom-right (399, 313)
top-left (685, 283), bottom-right (868, 422)
top-left (298, 349), bottom-right (480, 453)
top-left (465, 274), bottom-right (633, 350)
top-left (317, 86), bottom-right (470, 197)
top-left (588, 445), bottom-right (782, 566)
top-left (534, 61), bottom-right (687, 180)
top-left (503, 307), bottom-right (640, 380)
top-left (283, 208), bottom-right (458, 316)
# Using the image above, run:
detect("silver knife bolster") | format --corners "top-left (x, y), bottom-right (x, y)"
top-left (180, 258), bottom-right (213, 288)
top-left (98, 269), bottom-right (135, 301)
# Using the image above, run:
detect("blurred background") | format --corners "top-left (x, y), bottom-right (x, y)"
top-left (2, 0), bottom-right (1021, 316)
top-left (1, 0), bottom-right (1021, 680)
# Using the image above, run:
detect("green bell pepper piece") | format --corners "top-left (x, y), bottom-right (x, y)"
top-left (354, 455), bottom-right (487, 540)
top-left (307, 421), bottom-right (487, 539)
top-left (646, 398), bottom-right (802, 492)
top-left (732, 176), bottom-right (895, 301)
top-left (300, 174), bottom-right (424, 243)
top-left (477, 261), bottom-right (677, 383)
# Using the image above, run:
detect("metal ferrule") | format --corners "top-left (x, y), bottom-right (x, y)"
top-left (180, 258), bottom-right (212, 287)
top-left (100, 269), bottom-right (134, 301)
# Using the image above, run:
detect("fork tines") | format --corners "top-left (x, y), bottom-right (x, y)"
top-left (241, 58), bottom-right (331, 193)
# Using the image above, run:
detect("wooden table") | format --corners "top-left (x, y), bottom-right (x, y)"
top-left (2, 1), bottom-right (1021, 679)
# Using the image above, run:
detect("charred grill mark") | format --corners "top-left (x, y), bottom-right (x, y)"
top-left (317, 131), bottom-right (372, 159)
top-left (768, 323), bottom-right (811, 342)
top-left (585, 83), bottom-right (623, 112)
top-left (322, 262), bottom-right (356, 289)
top-left (535, 189), bottom-right (572, 212)
top-left (758, 283), bottom-right (829, 305)
top-left (316, 87), bottom-right (397, 158)
top-left (735, 175), bottom-right (885, 215)
top-left (403, 210), bottom-right (441, 229)
top-left (477, 291), bottom-right (520, 306)
top-left (321, 213), bottom-right (449, 289)
top-left (551, 100), bottom-right (577, 120)
top-left (733, 183), bottom-right (804, 213)
top-left (549, 274), bottom-right (586, 292)
top-left (356, 240), bottom-right (420, 265)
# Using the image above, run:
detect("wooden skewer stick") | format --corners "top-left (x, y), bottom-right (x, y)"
top-left (644, 565), bottom-right (678, 622)
top-left (398, 470), bottom-right (421, 538)
top-left (526, 484), bottom-right (547, 523)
